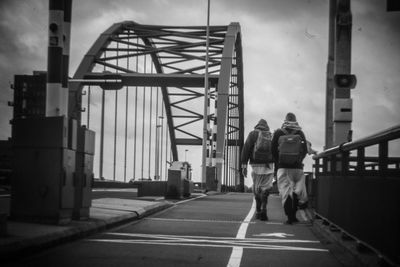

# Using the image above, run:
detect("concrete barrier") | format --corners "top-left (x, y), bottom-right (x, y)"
top-left (93, 180), bottom-right (138, 189)
top-left (132, 181), bottom-right (167, 197)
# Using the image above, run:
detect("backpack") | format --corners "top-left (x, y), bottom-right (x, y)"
top-left (278, 129), bottom-right (304, 165)
top-left (252, 130), bottom-right (273, 162)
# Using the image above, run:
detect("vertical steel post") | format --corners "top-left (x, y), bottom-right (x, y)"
top-left (148, 64), bottom-right (154, 180)
top-left (165, 123), bottom-right (169, 180)
top-left (201, 0), bottom-right (211, 185)
top-left (124, 33), bottom-right (130, 182)
top-left (141, 56), bottom-right (147, 180)
top-left (160, 107), bottom-right (164, 179)
top-left (325, 0), bottom-right (336, 149)
top-left (113, 90), bottom-right (118, 181)
top-left (133, 41), bottom-right (139, 180)
top-left (99, 90), bottom-right (105, 179)
top-left (154, 87), bottom-right (160, 180)
top-left (212, 95), bottom-right (217, 167)
top-left (113, 44), bottom-right (119, 181)
top-left (155, 124), bottom-right (159, 180)
top-left (87, 86), bottom-right (91, 128)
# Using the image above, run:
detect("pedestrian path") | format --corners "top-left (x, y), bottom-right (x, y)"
top-left (0, 192), bottom-right (366, 266)
top-left (0, 197), bottom-right (173, 260)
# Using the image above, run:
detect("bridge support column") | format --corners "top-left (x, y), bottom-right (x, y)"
top-left (206, 166), bottom-right (218, 191)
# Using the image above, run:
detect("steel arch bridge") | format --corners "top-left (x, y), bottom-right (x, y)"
top-left (69, 21), bottom-right (244, 191)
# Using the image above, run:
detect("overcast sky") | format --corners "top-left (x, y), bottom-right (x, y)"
top-left (0, 0), bottom-right (399, 184)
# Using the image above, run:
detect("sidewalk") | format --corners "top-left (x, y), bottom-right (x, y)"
top-left (0, 197), bottom-right (174, 260)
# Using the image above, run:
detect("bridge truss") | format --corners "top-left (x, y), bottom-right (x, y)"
top-left (69, 21), bottom-right (244, 190)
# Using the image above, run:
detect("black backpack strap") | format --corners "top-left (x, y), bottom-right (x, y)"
top-left (282, 128), bottom-right (298, 135)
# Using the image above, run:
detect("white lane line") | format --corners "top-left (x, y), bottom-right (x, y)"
top-left (146, 217), bottom-right (285, 225)
top-left (226, 199), bottom-right (256, 267)
top-left (87, 239), bottom-right (328, 252)
top-left (175, 194), bottom-right (207, 205)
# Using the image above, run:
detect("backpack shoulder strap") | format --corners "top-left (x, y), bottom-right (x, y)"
top-left (282, 128), bottom-right (299, 135)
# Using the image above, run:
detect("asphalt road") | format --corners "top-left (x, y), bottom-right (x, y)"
top-left (7, 193), bottom-right (346, 267)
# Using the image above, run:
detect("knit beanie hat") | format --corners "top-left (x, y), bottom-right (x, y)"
top-left (285, 112), bottom-right (297, 122)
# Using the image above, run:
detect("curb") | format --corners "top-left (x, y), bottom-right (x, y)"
top-left (0, 201), bottom-right (173, 261)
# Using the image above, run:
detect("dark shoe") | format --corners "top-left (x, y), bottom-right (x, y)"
top-left (255, 212), bottom-right (261, 219)
top-left (260, 210), bottom-right (268, 221)
top-left (285, 218), bottom-right (293, 225)
top-left (283, 196), bottom-right (293, 216)
top-left (298, 201), bottom-right (308, 210)
top-left (289, 211), bottom-right (299, 223)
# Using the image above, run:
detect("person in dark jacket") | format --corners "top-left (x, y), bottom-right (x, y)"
top-left (241, 119), bottom-right (274, 221)
top-left (271, 112), bottom-right (308, 224)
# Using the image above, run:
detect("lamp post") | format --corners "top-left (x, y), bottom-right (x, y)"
top-left (155, 116), bottom-right (164, 180)
top-left (201, 0), bottom-right (211, 186)
top-left (185, 149), bottom-right (188, 162)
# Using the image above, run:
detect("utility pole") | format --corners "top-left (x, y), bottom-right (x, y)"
top-left (332, 0), bottom-right (355, 146)
top-left (201, 0), bottom-right (211, 186)
top-left (325, 0), bottom-right (336, 149)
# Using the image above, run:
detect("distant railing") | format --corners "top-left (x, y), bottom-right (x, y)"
top-left (313, 124), bottom-right (400, 266)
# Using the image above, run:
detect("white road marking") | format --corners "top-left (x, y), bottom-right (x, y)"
top-left (86, 195), bottom-right (327, 264)
top-left (253, 233), bottom-right (295, 238)
top-left (86, 234), bottom-right (327, 252)
top-left (105, 232), bottom-right (319, 243)
top-left (146, 217), bottom-right (285, 225)
top-left (145, 217), bottom-right (255, 224)
top-left (175, 194), bottom-right (207, 205)
top-left (226, 199), bottom-right (256, 267)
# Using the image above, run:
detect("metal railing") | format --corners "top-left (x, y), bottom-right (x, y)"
top-left (314, 124), bottom-right (400, 175)
top-left (313, 124), bottom-right (400, 265)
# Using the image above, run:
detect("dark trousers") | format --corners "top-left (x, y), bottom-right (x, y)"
top-left (255, 190), bottom-right (270, 212)
top-left (283, 193), bottom-right (298, 221)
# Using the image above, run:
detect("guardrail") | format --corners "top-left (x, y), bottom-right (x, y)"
top-left (314, 124), bottom-right (400, 175)
top-left (312, 124), bottom-right (400, 266)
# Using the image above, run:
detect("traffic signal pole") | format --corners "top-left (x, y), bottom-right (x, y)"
top-left (332, 0), bottom-right (355, 146)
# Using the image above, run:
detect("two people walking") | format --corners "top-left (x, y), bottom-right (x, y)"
top-left (241, 112), bottom-right (310, 224)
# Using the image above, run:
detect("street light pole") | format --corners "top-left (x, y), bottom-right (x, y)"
top-left (155, 116), bottom-right (164, 180)
top-left (185, 149), bottom-right (188, 162)
top-left (201, 0), bottom-right (211, 186)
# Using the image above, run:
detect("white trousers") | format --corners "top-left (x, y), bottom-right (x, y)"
top-left (277, 168), bottom-right (308, 206)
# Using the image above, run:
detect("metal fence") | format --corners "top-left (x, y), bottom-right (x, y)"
top-left (313, 124), bottom-right (400, 265)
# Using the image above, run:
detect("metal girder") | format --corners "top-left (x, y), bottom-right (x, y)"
top-left (69, 21), bottom-right (244, 190)
top-left (214, 22), bottom-right (244, 191)
top-left (176, 138), bottom-right (240, 146)
top-left (70, 73), bottom-right (219, 88)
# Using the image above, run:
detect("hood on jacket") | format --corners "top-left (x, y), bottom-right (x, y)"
top-left (254, 119), bottom-right (270, 131)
